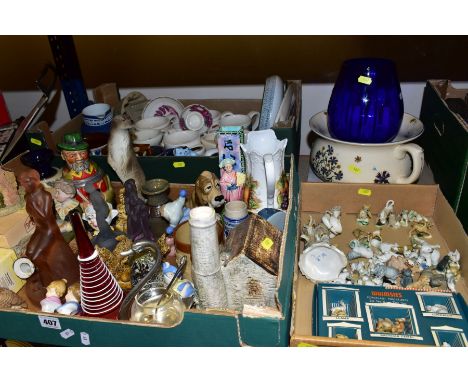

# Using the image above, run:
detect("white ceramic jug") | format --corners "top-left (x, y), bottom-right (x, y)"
top-left (240, 130), bottom-right (287, 211)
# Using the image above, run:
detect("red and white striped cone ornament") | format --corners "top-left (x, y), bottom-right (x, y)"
top-left (70, 211), bottom-right (123, 319)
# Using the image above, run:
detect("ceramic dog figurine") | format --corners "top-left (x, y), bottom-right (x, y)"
top-left (186, 171), bottom-right (225, 209)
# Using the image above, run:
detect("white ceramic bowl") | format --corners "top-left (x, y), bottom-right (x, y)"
top-left (134, 133), bottom-right (164, 146)
top-left (133, 127), bottom-right (162, 141)
top-left (135, 116), bottom-right (171, 131)
top-left (163, 130), bottom-right (201, 149)
top-left (201, 132), bottom-right (218, 149)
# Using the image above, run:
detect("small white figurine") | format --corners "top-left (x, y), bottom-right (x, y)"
top-left (52, 180), bottom-right (79, 232)
top-left (357, 205), bottom-right (372, 226)
top-left (445, 250), bottom-right (461, 292)
top-left (301, 216), bottom-right (331, 246)
top-left (376, 200), bottom-right (395, 226)
top-left (347, 239), bottom-right (374, 260)
top-left (387, 211), bottom-right (400, 229)
top-left (40, 279), bottom-right (67, 313)
top-left (322, 206), bottom-right (342, 238)
top-left (83, 202), bottom-right (118, 233)
top-left (55, 282), bottom-right (81, 315)
top-left (426, 304), bottom-right (449, 314)
top-left (399, 209), bottom-right (410, 227)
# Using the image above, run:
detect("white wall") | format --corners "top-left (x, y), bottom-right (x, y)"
top-left (3, 82), bottom-right (468, 155)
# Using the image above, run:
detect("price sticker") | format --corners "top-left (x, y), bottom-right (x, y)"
top-left (297, 342), bottom-right (317, 347)
top-left (38, 315), bottom-right (62, 330)
top-left (29, 138), bottom-right (42, 146)
top-left (358, 188), bottom-right (372, 197)
top-left (173, 161), bottom-right (186, 168)
top-left (261, 237), bottom-right (274, 250)
top-left (348, 164), bottom-right (361, 174)
top-left (80, 332), bottom-right (91, 346)
top-left (60, 329), bottom-right (75, 339)
top-left (358, 75), bottom-right (372, 85)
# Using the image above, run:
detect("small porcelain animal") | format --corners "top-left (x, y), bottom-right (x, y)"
top-left (330, 300), bottom-right (347, 317)
top-left (322, 206), bottom-right (342, 237)
top-left (376, 200), bottom-right (395, 226)
top-left (348, 240), bottom-right (374, 260)
top-left (426, 304), bottom-right (449, 314)
top-left (107, 111), bottom-right (146, 197)
top-left (400, 269), bottom-right (413, 288)
top-left (161, 189), bottom-right (187, 227)
top-left (357, 205), bottom-right (372, 226)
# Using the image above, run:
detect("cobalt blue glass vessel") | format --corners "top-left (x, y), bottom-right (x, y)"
top-left (327, 58), bottom-right (404, 143)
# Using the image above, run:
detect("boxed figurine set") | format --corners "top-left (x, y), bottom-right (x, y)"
top-left (313, 284), bottom-right (468, 346)
top-left (290, 182), bottom-right (468, 347)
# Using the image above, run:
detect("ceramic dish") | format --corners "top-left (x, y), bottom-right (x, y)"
top-left (180, 104), bottom-right (213, 132)
top-left (274, 83), bottom-right (295, 124)
top-left (310, 111), bottom-right (424, 146)
top-left (134, 133), bottom-right (164, 146)
top-left (135, 116), bottom-right (171, 131)
top-left (258, 75), bottom-right (284, 130)
top-left (298, 243), bottom-right (347, 282)
top-left (142, 97), bottom-right (184, 120)
top-left (163, 130), bottom-right (201, 149)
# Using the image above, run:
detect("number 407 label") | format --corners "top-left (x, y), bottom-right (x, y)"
top-left (38, 315), bottom-right (62, 330)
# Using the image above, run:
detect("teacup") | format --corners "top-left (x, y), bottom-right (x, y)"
top-left (163, 129), bottom-right (201, 149)
top-left (82, 103), bottom-right (113, 134)
top-left (180, 104), bottom-right (213, 132)
top-left (201, 131), bottom-right (218, 150)
top-left (134, 116), bottom-right (171, 131)
top-left (220, 111), bottom-right (260, 130)
top-left (133, 133), bottom-right (163, 147)
top-left (210, 110), bottom-right (221, 130)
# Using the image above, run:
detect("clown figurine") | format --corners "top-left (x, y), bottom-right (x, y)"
top-left (57, 132), bottom-right (113, 210)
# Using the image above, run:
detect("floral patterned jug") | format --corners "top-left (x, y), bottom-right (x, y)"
top-left (240, 130), bottom-right (287, 211)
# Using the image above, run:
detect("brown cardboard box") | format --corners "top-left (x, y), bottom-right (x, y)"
top-left (0, 209), bottom-right (34, 248)
top-left (290, 183), bottom-right (468, 347)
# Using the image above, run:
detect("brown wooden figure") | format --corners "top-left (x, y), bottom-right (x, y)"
top-left (18, 169), bottom-right (80, 306)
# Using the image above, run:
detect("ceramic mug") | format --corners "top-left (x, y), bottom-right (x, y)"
top-left (223, 200), bottom-right (249, 237)
top-left (220, 111), bottom-right (260, 130)
top-left (309, 111), bottom-right (425, 184)
top-left (82, 103), bottom-right (113, 133)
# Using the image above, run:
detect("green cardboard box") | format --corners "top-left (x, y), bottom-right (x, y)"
top-left (419, 80), bottom-right (468, 230)
top-left (0, 157), bottom-right (299, 347)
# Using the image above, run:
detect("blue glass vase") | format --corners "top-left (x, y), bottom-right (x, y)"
top-left (327, 58), bottom-right (404, 143)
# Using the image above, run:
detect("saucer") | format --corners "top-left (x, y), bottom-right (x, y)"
top-left (309, 111), bottom-right (424, 146)
top-left (258, 75), bottom-right (284, 130)
top-left (142, 97), bottom-right (184, 120)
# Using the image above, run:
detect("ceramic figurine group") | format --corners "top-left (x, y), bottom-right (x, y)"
top-left (300, 199), bottom-right (461, 294)
top-left (40, 279), bottom-right (81, 315)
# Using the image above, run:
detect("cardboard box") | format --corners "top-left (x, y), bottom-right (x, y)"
top-left (0, 248), bottom-right (25, 293)
top-left (419, 80), bottom-right (468, 230)
top-left (0, 157), bottom-right (299, 347)
top-left (290, 182), bottom-right (468, 347)
top-left (49, 80), bottom-right (302, 160)
top-left (0, 209), bottom-right (34, 248)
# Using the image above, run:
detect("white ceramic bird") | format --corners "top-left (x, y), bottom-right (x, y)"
top-left (161, 189), bottom-right (187, 227)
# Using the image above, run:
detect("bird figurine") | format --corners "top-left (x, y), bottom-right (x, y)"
top-left (161, 189), bottom-right (187, 228)
top-left (0, 287), bottom-right (27, 309)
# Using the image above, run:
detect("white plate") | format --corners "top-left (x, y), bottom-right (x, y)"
top-left (274, 83), bottom-right (295, 124)
top-left (258, 75), bottom-right (284, 130)
top-left (309, 111), bottom-right (424, 146)
top-left (298, 243), bottom-right (347, 282)
top-left (142, 97), bottom-right (184, 120)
